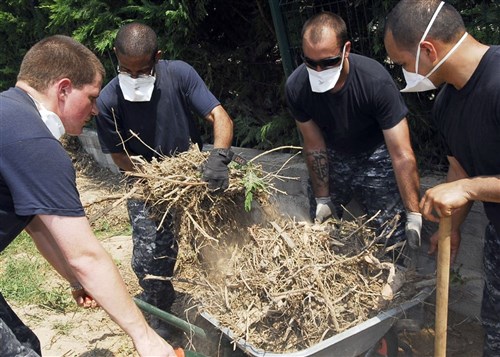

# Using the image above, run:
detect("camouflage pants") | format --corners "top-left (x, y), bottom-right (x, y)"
top-left (0, 292), bottom-right (40, 357)
top-left (482, 223), bottom-right (500, 356)
top-left (127, 199), bottom-right (178, 312)
top-left (308, 143), bottom-right (406, 246)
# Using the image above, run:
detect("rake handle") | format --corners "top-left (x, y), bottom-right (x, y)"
top-left (434, 216), bottom-right (452, 357)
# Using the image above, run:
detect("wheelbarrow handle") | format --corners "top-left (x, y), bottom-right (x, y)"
top-left (434, 216), bottom-right (452, 357)
top-left (134, 298), bottom-right (208, 340)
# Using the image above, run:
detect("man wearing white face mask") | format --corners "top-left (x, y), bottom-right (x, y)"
top-left (0, 35), bottom-right (175, 357)
top-left (385, 1), bottom-right (500, 355)
top-left (96, 22), bottom-right (234, 339)
top-left (286, 12), bottom-right (421, 260)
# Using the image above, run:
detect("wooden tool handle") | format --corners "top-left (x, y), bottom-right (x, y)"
top-left (434, 216), bottom-right (452, 357)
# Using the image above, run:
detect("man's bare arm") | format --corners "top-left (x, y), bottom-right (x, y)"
top-left (296, 120), bottom-right (329, 198)
top-left (383, 118), bottom-right (420, 212)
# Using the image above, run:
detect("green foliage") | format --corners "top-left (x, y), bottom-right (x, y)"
top-left (240, 164), bottom-right (268, 212)
top-left (232, 110), bottom-right (299, 150)
top-left (0, 232), bottom-right (74, 311)
top-left (93, 220), bottom-right (132, 238)
top-left (460, 1), bottom-right (500, 45)
top-left (35, 0), bottom-right (209, 84)
top-left (0, 1), bottom-right (49, 88)
top-left (1, 0), bottom-right (499, 169)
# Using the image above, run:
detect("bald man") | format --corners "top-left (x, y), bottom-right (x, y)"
top-left (95, 22), bottom-right (233, 339)
top-left (385, 1), bottom-right (500, 354)
top-left (285, 12), bottom-right (421, 260)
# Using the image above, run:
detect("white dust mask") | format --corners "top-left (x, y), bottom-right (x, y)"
top-left (401, 1), bottom-right (468, 93)
top-left (39, 105), bottom-right (65, 139)
top-left (307, 44), bottom-right (346, 93)
top-left (118, 74), bottom-right (156, 102)
top-left (29, 95), bottom-right (65, 139)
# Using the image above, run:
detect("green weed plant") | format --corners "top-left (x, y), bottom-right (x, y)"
top-left (241, 163), bottom-right (269, 212)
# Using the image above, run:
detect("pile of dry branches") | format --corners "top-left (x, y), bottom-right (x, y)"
top-left (175, 218), bottom-right (404, 353)
top-left (126, 145), bottom-right (279, 247)
top-left (129, 146), bottom-right (407, 353)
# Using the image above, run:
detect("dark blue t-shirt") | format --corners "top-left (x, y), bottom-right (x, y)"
top-left (285, 54), bottom-right (408, 154)
top-left (96, 60), bottom-right (220, 161)
top-left (0, 88), bottom-right (84, 251)
top-left (433, 46), bottom-right (500, 233)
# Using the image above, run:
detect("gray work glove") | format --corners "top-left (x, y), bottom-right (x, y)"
top-left (405, 211), bottom-right (422, 249)
top-left (201, 148), bottom-right (233, 191)
top-left (315, 197), bottom-right (336, 223)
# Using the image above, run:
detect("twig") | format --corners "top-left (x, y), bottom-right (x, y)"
top-left (184, 210), bottom-right (218, 242)
top-left (262, 150), bottom-right (302, 180)
top-left (247, 146), bottom-right (302, 164)
top-left (88, 187), bottom-right (137, 224)
top-left (127, 172), bottom-right (206, 186)
top-left (83, 194), bottom-right (124, 207)
top-left (111, 107), bottom-right (132, 161)
top-left (270, 221), bottom-right (296, 249)
top-left (344, 210), bottom-right (380, 241)
top-left (128, 130), bottom-right (162, 157)
top-left (314, 271), bottom-right (340, 332)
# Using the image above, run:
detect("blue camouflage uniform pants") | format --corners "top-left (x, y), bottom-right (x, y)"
top-left (127, 199), bottom-right (178, 313)
top-left (0, 292), bottom-right (40, 357)
top-left (308, 143), bottom-right (406, 248)
top-left (482, 223), bottom-right (500, 356)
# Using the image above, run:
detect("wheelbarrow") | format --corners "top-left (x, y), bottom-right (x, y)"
top-left (135, 285), bottom-right (432, 357)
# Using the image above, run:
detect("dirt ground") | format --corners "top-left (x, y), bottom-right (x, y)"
top-left (14, 138), bottom-right (486, 357)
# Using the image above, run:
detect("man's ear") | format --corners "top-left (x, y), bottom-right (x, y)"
top-left (420, 40), bottom-right (438, 63)
top-left (57, 78), bottom-right (72, 99)
top-left (344, 41), bottom-right (352, 58)
top-left (154, 50), bottom-right (162, 62)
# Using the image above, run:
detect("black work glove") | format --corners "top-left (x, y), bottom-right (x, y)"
top-left (201, 148), bottom-right (234, 191)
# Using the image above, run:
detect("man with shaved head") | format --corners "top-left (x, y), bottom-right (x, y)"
top-left (96, 22), bottom-right (234, 339)
top-left (285, 12), bottom-right (421, 261)
top-left (385, 1), bottom-right (500, 354)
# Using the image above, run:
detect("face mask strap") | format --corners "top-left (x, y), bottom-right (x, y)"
top-left (340, 43), bottom-right (347, 64)
top-left (416, 1), bottom-right (445, 73)
top-left (425, 31), bottom-right (468, 79)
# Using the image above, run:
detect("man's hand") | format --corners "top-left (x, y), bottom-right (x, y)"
top-left (71, 285), bottom-right (98, 309)
top-left (428, 228), bottom-right (462, 264)
top-left (405, 211), bottom-right (422, 249)
top-left (315, 197), bottom-right (336, 223)
top-left (201, 148), bottom-right (233, 191)
top-left (134, 326), bottom-right (177, 356)
top-left (420, 180), bottom-right (471, 222)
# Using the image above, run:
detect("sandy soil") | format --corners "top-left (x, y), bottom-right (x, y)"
top-left (13, 235), bottom-right (137, 357)
top-left (13, 138), bottom-right (486, 357)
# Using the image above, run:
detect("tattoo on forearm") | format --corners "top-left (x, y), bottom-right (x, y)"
top-left (306, 150), bottom-right (329, 185)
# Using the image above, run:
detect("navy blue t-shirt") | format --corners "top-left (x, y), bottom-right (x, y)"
top-left (285, 54), bottom-right (408, 154)
top-left (0, 88), bottom-right (84, 251)
top-left (96, 60), bottom-right (220, 161)
top-left (433, 46), bottom-right (500, 233)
